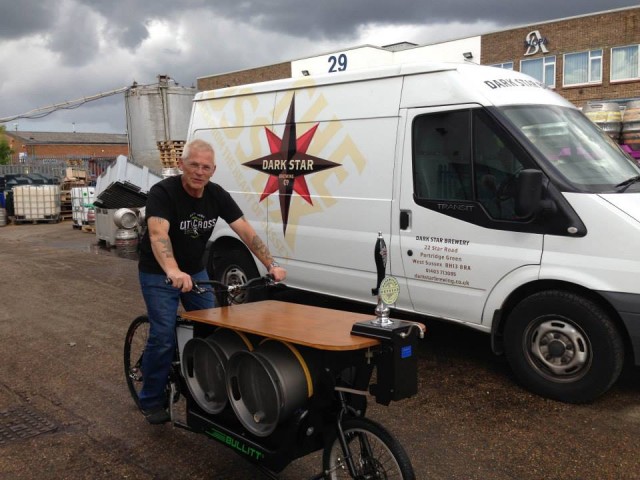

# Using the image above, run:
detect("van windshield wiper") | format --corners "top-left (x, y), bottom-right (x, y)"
top-left (615, 175), bottom-right (640, 192)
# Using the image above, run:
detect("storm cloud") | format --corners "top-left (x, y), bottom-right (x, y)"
top-left (0, 0), bottom-right (636, 133)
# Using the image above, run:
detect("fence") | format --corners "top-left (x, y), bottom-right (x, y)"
top-left (0, 156), bottom-right (115, 181)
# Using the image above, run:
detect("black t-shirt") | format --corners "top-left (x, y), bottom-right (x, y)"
top-left (138, 175), bottom-right (243, 274)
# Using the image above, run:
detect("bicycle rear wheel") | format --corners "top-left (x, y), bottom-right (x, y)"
top-left (322, 417), bottom-right (415, 479)
top-left (123, 315), bottom-right (150, 409)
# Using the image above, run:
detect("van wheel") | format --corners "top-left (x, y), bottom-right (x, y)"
top-left (504, 290), bottom-right (623, 403)
top-left (209, 248), bottom-right (265, 304)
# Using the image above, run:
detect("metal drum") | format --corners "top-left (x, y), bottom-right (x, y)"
top-left (622, 100), bottom-right (640, 151)
top-left (226, 340), bottom-right (315, 437)
top-left (181, 328), bottom-right (254, 415)
top-left (114, 228), bottom-right (138, 255)
top-left (137, 207), bottom-right (146, 227)
top-left (113, 208), bottom-right (138, 229)
top-left (162, 167), bottom-right (181, 178)
top-left (583, 102), bottom-right (622, 142)
top-left (0, 208), bottom-right (7, 227)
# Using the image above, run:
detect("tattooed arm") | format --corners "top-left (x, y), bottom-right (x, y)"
top-left (147, 216), bottom-right (193, 292)
top-left (229, 216), bottom-right (287, 282)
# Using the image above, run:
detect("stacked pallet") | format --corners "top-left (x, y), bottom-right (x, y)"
top-left (157, 140), bottom-right (185, 168)
top-left (64, 166), bottom-right (88, 183)
top-left (157, 140), bottom-right (185, 177)
top-left (61, 160), bottom-right (91, 223)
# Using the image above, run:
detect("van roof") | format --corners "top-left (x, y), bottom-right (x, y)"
top-left (195, 61), bottom-right (463, 101)
top-left (195, 61), bottom-right (573, 110)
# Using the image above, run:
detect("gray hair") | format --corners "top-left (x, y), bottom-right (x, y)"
top-left (181, 139), bottom-right (214, 161)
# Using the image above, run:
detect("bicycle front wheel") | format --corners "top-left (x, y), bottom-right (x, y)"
top-left (123, 315), bottom-right (149, 409)
top-left (322, 417), bottom-right (415, 479)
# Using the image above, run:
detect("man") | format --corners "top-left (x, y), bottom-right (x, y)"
top-left (137, 138), bottom-right (286, 424)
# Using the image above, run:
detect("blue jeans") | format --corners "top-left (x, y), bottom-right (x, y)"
top-left (138, 269), bottom-right (216, 411)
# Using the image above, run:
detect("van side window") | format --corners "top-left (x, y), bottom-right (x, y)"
top-left (413, 111), bottom-right (472, 201)
top-left (413, 109), bottom-right (526, 221)
top-left (473, 110), bottom-right (526, 220)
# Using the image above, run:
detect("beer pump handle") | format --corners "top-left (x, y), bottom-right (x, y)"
top-left (372, 231), bottom-right (387, 296)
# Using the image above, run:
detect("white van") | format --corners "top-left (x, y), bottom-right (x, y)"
top-left (188, 62), bottom-right (640, 403)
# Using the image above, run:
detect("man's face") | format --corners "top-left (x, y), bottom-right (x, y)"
top-left (179, 148), bottom-right (216, 195)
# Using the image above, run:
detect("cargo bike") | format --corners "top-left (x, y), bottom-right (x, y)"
top-left (124, 234), bottom-right (424, 479)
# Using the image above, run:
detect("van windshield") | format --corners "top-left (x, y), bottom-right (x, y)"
top-left (500, 105), bottom-right (640, 192)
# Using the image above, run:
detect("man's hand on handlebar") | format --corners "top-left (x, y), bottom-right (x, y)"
top-left (268, 265), bottom-right (287, 283)
top-left (165, 270), bottom-right (193, 293)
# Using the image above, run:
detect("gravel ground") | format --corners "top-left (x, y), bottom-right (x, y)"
top-left (0, 220), bottom-right (639, 479)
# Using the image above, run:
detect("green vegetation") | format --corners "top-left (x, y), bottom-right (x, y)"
top-left (0, 125), bottom-right (13, 165)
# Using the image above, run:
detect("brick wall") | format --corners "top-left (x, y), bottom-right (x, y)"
top-left (2, 132), bottom-right (128, 164)
top-left (482, 8), bottom-right (640, 107)
top-left (197, 62), bottom-right (291, 91)
top-left (21, 144), bottom-right (127, 158)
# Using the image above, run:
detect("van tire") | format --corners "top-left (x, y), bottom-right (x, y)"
top-left (504, 290), bottom-right (623, 403)
top-left (209, 248), bottom-right (266, 304)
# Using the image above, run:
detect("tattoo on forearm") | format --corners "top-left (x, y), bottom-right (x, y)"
top-left (149, 217), bottom-right (173, 259)
top-left (157, 238), bottom-right (174, 259)
top-left (251, 235), bottom-right (273, 263)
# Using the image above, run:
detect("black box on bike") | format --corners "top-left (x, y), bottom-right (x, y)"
top-left (351, 319), bottom-right (420, 405)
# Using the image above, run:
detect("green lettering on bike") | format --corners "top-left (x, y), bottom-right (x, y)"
top-left (205, 428), bottom-right (265, 461)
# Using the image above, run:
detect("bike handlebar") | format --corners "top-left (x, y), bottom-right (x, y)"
top-left (192, 274), bottom-right (275, 295)
top-left (165, 274), bottom-right (276, 296)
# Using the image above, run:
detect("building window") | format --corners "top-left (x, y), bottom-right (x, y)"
top-left (563, 50), bottom-right (602, 86)
top-left (521, 56), bottom-right (556, 87)
top-left (489, 62), bottom-right (514, 70)
top-left (611, 45), bottom-right (639, 82)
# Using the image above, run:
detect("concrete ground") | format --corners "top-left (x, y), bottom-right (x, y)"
top-left (0, 220), bottom-right (639, 479)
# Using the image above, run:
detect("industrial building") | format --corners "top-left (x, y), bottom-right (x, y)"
top-left (2, 131), bottom-right (128, 165)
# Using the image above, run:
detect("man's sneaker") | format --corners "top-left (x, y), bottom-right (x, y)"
top-left (142, 407), bottom-right (170, 425)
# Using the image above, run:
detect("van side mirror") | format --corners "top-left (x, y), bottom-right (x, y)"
top-left (515, 169), bottom-right (543, 218)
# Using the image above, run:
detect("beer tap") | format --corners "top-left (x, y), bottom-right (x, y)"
top-left (372, 231), bottom-right (392, 325)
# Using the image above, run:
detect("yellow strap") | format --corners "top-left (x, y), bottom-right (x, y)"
top-left (259, 339), bottom-right (314, 397)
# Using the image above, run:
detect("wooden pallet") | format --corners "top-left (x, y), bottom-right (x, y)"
top-left (157, 140), bottom-right (185, 148)
top-left (60, 181), bottom-right (87, 191)
top-left (13, 215), bottom-right (60, 225)
top-left (81, 224), bottom-right (96, 233)
top-left (158, 140), bottom-right (185, 168)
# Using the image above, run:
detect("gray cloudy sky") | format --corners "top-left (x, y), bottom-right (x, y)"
top-left (0, 0), bottom-right (637, 134)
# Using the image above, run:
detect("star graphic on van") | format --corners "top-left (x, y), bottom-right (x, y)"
top-left (243, 94), bottom-right (340, 234)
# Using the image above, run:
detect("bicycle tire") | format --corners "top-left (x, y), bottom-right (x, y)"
top-left (123, 315), bottom-right (150, 409)
top-left (322, 416), bottom-right (415, 479)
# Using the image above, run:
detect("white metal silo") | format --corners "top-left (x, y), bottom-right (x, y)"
top-left (125, 75), bottom-right (196, 172)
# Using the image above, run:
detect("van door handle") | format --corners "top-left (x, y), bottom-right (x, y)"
top-left (400, 210), bottom-right (411, 230)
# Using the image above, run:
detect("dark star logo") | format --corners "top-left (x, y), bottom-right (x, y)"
top-left (242, 94), bottom-right (340, 234)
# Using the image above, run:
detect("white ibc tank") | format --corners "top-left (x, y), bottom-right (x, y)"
top-left (125, 75), bottom-right (196, 172)
top-left (13, 185), bottom-right (61, 220)
top-left (71, 186), bottom-right (96, 225)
